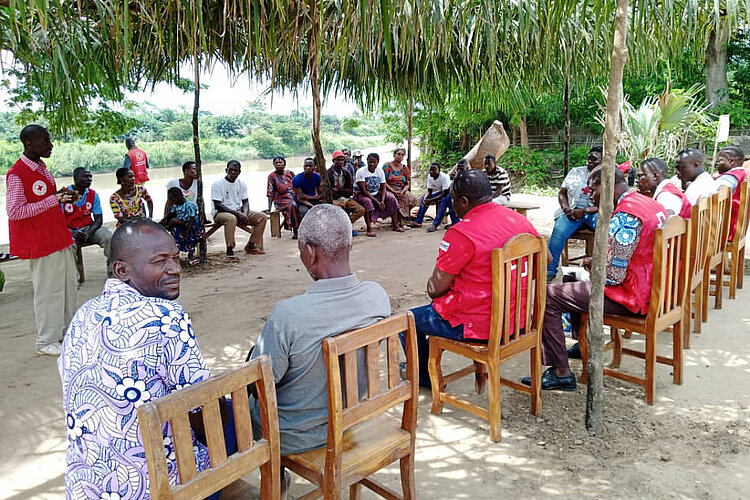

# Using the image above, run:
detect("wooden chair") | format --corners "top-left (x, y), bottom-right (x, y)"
top-left (579, 216), bottom-right (690, 405)
top-left (682, 197), bottom-right (711, 346)
top-left (428, 233), bottom-right (547, 442)
top-left (282, 312), bottom-right (418, 500)
top-left (268, 210), bottom-right (283, 238)
top-left (722, 181), bottom-right (750, 299)
top-left (137, 356), bottom-right (281, 500)
top-left (704, 186), bottom-right (732, 311)
top-left (73, 242), bottom-right (94, 285)
top-left (561, 229), bottom-right (595, 266)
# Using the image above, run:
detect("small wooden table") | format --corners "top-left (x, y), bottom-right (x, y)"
top-left (505, 200), bottom-right (541, 218)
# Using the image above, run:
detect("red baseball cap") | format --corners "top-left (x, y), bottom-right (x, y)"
top-left (332, 150), bottom-right (345, 160)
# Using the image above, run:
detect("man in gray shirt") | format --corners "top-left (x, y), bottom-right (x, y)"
top-left (250, 204), bottom-right (391, 456)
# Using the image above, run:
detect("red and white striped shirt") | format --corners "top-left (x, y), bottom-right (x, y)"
top-left (6, 154), bottom-right (59, 221)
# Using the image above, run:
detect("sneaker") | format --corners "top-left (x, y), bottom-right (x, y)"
top-left (521, 367), bottom-right (576, 391)
top-left (36, 344), bottom-right (61, 356)
top-left (352, 230), bottom-right (359, 237)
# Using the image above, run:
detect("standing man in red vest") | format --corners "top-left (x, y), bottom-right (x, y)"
top-left (6, 124), bottom-right (78, 356)
top-left (64, 167), bottom-right (113, 275)
top-left (637, 157), bottom-right (692, 219)
top-left (124, 137), bottom-right (149, 186)
top-left (527, 167), bottom-right (668, 390)
top-left (408, 169), bottom-right (539, 388)
top-left (715, 146), bottom-right (747, 241)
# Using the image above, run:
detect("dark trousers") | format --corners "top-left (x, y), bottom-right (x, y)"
top-left (542, 281), bottom-right (640, 370)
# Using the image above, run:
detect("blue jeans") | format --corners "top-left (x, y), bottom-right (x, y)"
top-left (404, 303), bottom-right (467, 387)
top-left (546, 212), bottom-right (597, 281)
top-left (414, 194), bottom-right (459, 227)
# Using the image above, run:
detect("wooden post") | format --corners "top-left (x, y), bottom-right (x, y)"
top-left (519, 114), bottom-right (529, 149)
top-left (407, 95), bottom-right (413, 170)
top-left (564, 74), bottom-right (571, 176)
top-left (309, 0), bottom-right (332, 204)
top-left (586, 0), bottom-right (629, 436)
top-left (192, 49), bottom-right (207, 263)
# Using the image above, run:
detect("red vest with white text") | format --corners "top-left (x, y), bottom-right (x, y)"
top-left (604, 192), bottom-right (669, 315)
top-left (126, 147), bottom-right (149, 184)
top-left (721, 167), bottom-right (747, 241)
top-left (63, 188), bottom-right (96, 229)
top-left (659, 182), bottom-right (692, 219)
top-left (432, 202), bottom-right (539, 340)
top-left (6, 158), bottom-right (73, 259)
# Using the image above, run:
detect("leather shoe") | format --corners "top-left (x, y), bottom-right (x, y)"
top-left (567, 342), bottom-right (581, 359)
top-left (521, 367), bottom-right (577, 391)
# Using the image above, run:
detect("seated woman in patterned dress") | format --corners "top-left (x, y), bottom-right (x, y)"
top-left (161, 187), bottom-right (204, 265)
top-left (266, 156), bottom-right (299, 238)
top-left (110, 167), bottom-right (153, 227)
top-left (383, 147), bottom-right (420, 227)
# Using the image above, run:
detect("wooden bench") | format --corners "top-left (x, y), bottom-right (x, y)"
top-left (428, 233), bottom-right (547, 442)
top-left (203, 211), bottom-right (282, 242)
top-left (137, 356), bottom-right (281, 499)
top-left (579, 216), bottom-right (690, 405)
top-left (561, 229), bottom-right (595, 266)
top-left (282, 312), bottom-right (418, 499)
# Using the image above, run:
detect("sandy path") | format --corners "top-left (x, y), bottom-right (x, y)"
top-left (1, 194), bottom-right (748, 499)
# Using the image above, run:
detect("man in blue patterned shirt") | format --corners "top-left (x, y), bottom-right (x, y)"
top-left (58, 219), bottom-right (212, 499)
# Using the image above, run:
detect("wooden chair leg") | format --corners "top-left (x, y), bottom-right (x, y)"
top-left (738, 247), bottom-right (745, 289)
top-left (715, 261), bottom-right (725, 310)
top-left (74, 245), bottom-right (85, 285)
top-left (701, 268), bottom-right (710, 324)
top-left (645, 332), bottom-right (656, 405)
top-left (682, 300), bottom-right (692, 349)
top-left (399, 453), bottom-right (416, 500)
top-left (729, 250), bottom-right (738, 299)
top-left (695, 283), bottom-right (704, 332)
top-left (323, 472), bottom-right (341, 500)
top-left (529, 345), bottom-right (542, 416)
top-left (561, 240), bottom-right (569, 266)
top-left (349, 482), bottom-right (361, 500)
top-left (474, 361), bottom-right (487, 394)
top-left (673, 320), bottom-right (683, 385)
top-left (611, 329), bottom-right (622, 368)
top-left (259, 459), bottom-right (281, 500)
top-left (428, 341), bottom-right (444, 415)
top-left (487, 362), bottom-right (502, 443)
top-left (578, 318), bottom-right (589, 384)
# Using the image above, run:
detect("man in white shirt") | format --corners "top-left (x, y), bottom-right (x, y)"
top-left (637, 157), bottom-right (692, 218)
top-left (410, 162), bottom-right (459, 232)
top-left (675, 148), bottom-right (717, 205)
top-left (211, 160), bottom-right (267, 259)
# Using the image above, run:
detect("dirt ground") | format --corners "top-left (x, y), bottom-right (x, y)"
top-left (1, 194), bottom-right (749, 499)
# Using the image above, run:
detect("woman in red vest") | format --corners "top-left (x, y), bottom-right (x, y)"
top-left (5, 124), bottom-right (78, 356)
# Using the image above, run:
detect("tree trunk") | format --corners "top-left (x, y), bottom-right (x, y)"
top-left (519, 115), bottom-right (529, 149)
top-left (192, 53), bottom-right (207, 264)
top-left (564, 75), bottom-right (571, 176)
top-left (705, 15), bottom-right (730, 110)
top-left (407, 95), bottom-right (413, 170)
top-left (309, 0), bottom-right (332, 203)
top-left (586, 0), bottom-right (630, 437)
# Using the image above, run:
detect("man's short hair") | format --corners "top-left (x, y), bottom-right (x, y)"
top-left (484, 154), bottom-right (496, 162)
top-left (167, 186), bottom-right (182, 198)
top-left (452, 169), bottom-right (493, 201)
top-left (588, 166), bottom-right (626, 186)
top-left (367, 152), bottom-right (380, 162)
top-left (720, 146), bottom-right (745, 162)
top-left (298, 204), bottom-right (352, 259)
top-left (640, 157), bottom-right (668, 178)
top-left (125, 137), bottom-right (136, 149)
top-left (72, 167), bottom-right (89, 180)
top-left (676, 147), bottom-right (704, 165)
top-left (456, 158), bottom-right (469, 168)
top-left (109, 219), bottom-right (170, 266)
top-left (20, 124), bottom-right (47, 144)
top-left (182, 161), bottom-right (196, 172)
top-left (227, 160), bottom-right (241, 169)
top-left (589, 145), bottom-right (603, 155)
top-left (429, 161), bottom-right (441, 170)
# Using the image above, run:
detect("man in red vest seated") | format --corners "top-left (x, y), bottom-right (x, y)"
top-left (5, 124), bottom-right (78, 356)
top-left (715, 146), bottom-right (747, 241)
top-left (64, 167), bottom-right (113, 275)
top-left (124, 137), bottom-right (149, 186)
top-left (408, 169), bottom-right (539, 388)
top-left (525, 167), bottom-right (669, 390)
top-left (637, 157), bottom-right (691, 219)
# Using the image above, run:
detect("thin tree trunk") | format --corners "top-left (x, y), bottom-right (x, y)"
top-left (407, 95), bottom-right (413, 170)
top-left (705, 15), bottom-right (730, 110)
top-left (309, 0), bottom-right (332, 203)
top-left (519, 115), bottom-right (529, 148)
top-left (564, 75), bottom-right (571, 176)
top-left (192, 53), bottom-right (207, 264)
top-left (587, 0), bottom-right (629, 436)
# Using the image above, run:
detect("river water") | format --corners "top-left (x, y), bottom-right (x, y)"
top-left (0, 145), bottom-right (414, 245)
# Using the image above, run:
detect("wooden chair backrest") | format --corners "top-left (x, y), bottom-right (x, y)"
top-left (321, 312), bottom-right (418, 470)
top-left (688, 197), bottom-right (711, 285)
top-left (734, 181), bottom-right (750, 246)
top-left (138, 356), bottom-right (280, 500)
top-left (488, 233), bottom-right (548, 356)
top-left (708, 186), bottom-right (732, 258)
top-left (646, 216), bottom-right (690, 329)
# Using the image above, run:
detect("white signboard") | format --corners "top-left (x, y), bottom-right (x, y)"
top-left (717, 114), bottom-right (730, 142)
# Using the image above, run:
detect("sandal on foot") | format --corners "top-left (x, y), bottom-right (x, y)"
top-left (392, 227), bottom-right (404, 233)
top-left (366, 231), bottom-right (377, 237)
top-left (426, 225), bottom-right (438, 232)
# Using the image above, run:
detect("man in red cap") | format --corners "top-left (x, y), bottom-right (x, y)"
top-left (329, 151), bottom-right (365, 230)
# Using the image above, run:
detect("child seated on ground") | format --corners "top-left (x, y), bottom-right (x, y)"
top-left (161, 187), bottom-right (203, 265)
